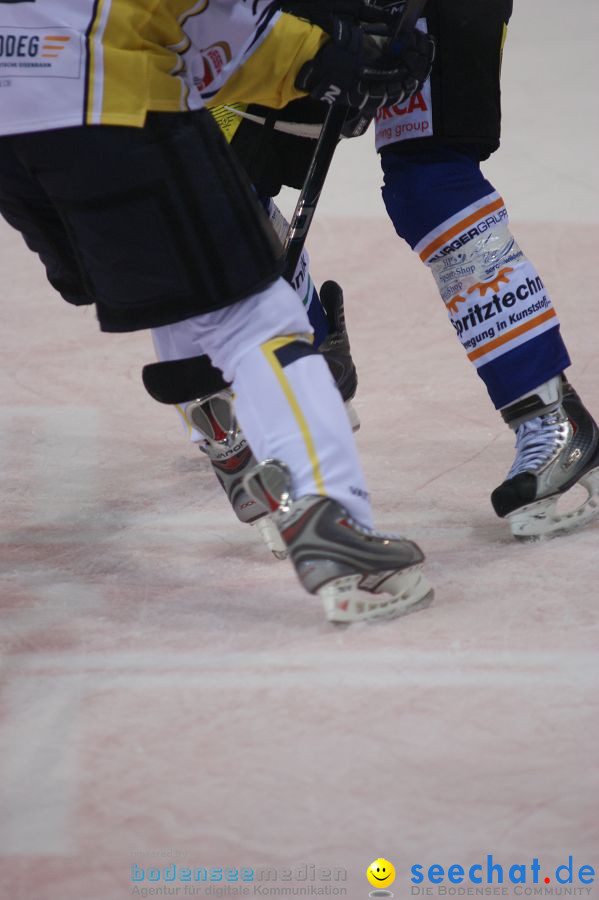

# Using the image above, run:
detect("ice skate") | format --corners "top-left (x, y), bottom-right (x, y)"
top-left (491, 376), bottom-right (599, 538)
top-left (243, 459), bottom-right (434, 623)
top-left (187, 391), bottom-right (288, 558)
top-left (318, 280), bottom-right (360, 432)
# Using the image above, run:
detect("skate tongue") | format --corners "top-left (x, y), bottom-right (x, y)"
top-left (187, 391), bottom-right (238, 445)
top-left (507, 412), bottom-right (569, 480)
top-left (244, 459), bottom-right (293, 514)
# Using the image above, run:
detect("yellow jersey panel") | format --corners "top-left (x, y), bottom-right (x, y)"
top-left (211, 13), bottom-right (327, 110)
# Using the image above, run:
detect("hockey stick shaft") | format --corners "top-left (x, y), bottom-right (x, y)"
top-left (283, 0), bottom-right (429, 278)
top-left (283, 103), bottom-right (347, 280)
top-left (393, 0), bottom-right (429, 31)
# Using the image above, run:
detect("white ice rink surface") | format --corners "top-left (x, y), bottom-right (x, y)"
top-left (1, 3), bottom-right (598, 899)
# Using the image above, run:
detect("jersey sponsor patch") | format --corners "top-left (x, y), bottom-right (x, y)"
top-left (0, 26), bottom-right (82, 78)
top-left (191, 39), bottom-right (232, 91)
top-left (374, 83), bottom-right (433, 149)
top-left (374, 17), bottom-right (432, 151)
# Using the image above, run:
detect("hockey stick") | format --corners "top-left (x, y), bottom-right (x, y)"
top-left (283, 0), bottom-right (430, 278)
top-left (283, 103), bottom-right (347, 279)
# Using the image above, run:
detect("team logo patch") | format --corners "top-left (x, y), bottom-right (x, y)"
top-left (193, 40), bottom-right (232, 91)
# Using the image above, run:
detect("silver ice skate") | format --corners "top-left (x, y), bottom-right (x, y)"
top-left (187, 391), bottom-right (288, 558)
top-left (243, 459), bottom-right (433, 624)
top-left (491, 375), bottom-right (599, 538)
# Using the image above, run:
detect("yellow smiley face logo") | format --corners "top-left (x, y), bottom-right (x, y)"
top-left (366, 858), bottom-right (396, 888)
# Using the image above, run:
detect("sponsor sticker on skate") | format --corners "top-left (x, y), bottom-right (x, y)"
top-left (0, 28), bottom-right (82, 78)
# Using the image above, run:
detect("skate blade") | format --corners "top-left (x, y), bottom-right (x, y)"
top-left (319, 566), bottom-right (433, 624)
top-left (255, 515), bottom-right (288, 560)
top-left (507, 466), bottom-right (599, 539)
top-left (345, 400), bottom-right (360, 433)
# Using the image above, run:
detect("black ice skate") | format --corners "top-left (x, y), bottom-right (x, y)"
top-left (243, 459), bottom-right (434, 623)
top-left (491, 376), bottom-right (599, 538)
top-left (318, 280), bottom-right (360, 431)
top-left (187, 391), bottom-right (287, 558)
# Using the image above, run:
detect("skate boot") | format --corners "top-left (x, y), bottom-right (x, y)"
top-left (491, 375), bottom-right (599, 538)
top-left (187, 391), bottom-right (287, 558)
top-left (243, 459), bottom-right (434, 623)
top-left (318, 281), bottom-right (360, 432)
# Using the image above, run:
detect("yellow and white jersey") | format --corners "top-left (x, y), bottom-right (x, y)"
top-left (192, 12), bottom-right (327, 112)
top-left (0, 0), bottom-right (279, 136)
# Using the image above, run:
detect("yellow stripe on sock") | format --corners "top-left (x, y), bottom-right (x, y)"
top-left (261, 335), bottom-right (325, 496)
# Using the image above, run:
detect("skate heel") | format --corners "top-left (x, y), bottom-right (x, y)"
top-left (506, 465), bottom-right (599, 539)
top-left (493, 376), bottom-right (599, 538)
top-left (319, 566), bottom-right (434, 624)
top-left (344, 400), bottom-right (360, 433)
top-left (255, 515), bottom-right (288, 559)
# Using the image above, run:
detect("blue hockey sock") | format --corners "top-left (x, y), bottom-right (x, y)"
top-left (381, 145), bottom-right (570, 408)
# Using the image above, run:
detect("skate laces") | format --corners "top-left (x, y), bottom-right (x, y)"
top-left (507, 410), bottom-right (570, 479)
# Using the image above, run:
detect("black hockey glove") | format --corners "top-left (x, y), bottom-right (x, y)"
top-left (295, 17), bottom-right (434, 121)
